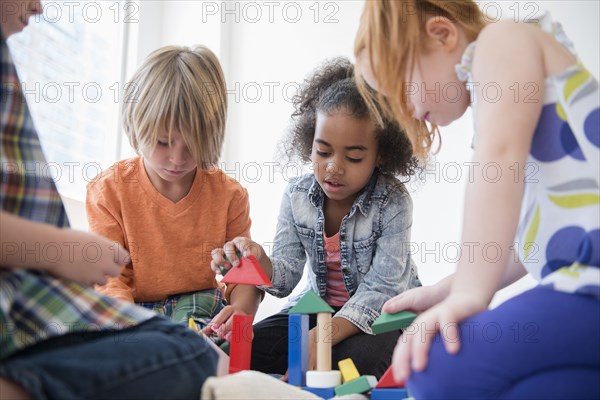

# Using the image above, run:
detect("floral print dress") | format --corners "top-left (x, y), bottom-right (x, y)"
top-left (456, 12), bottom-right (599, 298)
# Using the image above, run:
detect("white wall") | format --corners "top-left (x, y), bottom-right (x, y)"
top-left (122, 0), bottom-right (599, 321)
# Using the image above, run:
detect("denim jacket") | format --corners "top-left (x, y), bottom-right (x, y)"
top-left (259, 170), bottom-right (421, 334)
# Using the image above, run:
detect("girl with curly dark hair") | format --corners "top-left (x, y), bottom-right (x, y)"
top-left (211, 57), bottom-right (421, 382)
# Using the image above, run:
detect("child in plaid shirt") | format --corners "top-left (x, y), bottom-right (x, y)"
top-left (0, 1), bottom-right (223, 398)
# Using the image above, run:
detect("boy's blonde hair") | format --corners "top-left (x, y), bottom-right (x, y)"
top-left (355, 0), bottom-right (486, 159)
top-left (122, 45), bottom-right (227, 168)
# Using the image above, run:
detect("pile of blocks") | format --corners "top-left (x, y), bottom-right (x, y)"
top-left (288, 291), bottom-right (415, 399)
top-left (209, 256), bottom-right (418, 399)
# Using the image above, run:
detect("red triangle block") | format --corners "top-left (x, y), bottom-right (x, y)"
top-left (376, 365), bottom-right (405, 388)
top-left (221, 255), bottom-right (272, 286)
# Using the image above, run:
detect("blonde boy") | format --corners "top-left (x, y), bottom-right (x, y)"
top-left (87, 45), bottom-right (260, 332)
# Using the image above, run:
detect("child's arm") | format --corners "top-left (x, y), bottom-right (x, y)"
top-left (393, 21), bottom-right (546, 381)
top-left (306, 317), bottom-right (360, 370)
top-left (441, 20), bottom-right (542, 326)
top-left (203, 186), bottom-right (262, 339)
top-left (86, 181), bottom-right (135, 302)
top-left (383, 249), bottom-right (528, 314)
top-left (228, 285), bottom-right (262, 315)
top-left (206, 186), bottom-right (309, 338)
top-left (451, 20), bottom-right (544, 305)
top-left (203, 281), bottom-right (263, 339)
top-left (213, 187), bottom-right (307, 298)
top-left (205, 237), bottom-right (268, 339)
top-left (0, 211), bottom-right (127, 286)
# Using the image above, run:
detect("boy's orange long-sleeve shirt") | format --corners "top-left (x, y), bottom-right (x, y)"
top-left (86, 157), bottom-right (251, 303)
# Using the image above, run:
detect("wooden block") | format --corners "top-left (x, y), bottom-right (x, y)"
top-left (338, 358), bottom-right (360, 383)
top-left (334, 375), bottom-right (377, 397)
top-left (305, 371), bottom-right (342, 388)
top-left (371, 311), bottom-right (416, 334)
top-left (376, 364), bottom-right (405, 388)
top-left (289, 291), bottom-right (334, 314)
top-left (316, 313), bottom-right (332, 371)
top-left (301, 386), bottom-right (335, 399)
top-left (228, 314), bottom-right (254, 373)
top-left (288, 314), bottom-right (309, 386)
top-left (221, 255), bottom-right (272, 287)
top-left (188, 318), bottom-right (198, 332)
top-left (370, 388), bottom-right (410, 399)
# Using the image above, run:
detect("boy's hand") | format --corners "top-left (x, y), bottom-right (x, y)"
top-left (47, 230), bottom-right (129, 287)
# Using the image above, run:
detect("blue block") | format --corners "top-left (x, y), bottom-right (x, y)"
top-left (301, 386), bottom-right (335, 399)
top-left (370, 388), bottom-right (409, 399)
top-left (288, 313), bottom-right (309, 386)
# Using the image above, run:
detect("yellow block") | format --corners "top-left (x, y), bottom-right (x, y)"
top-left (338, 358), bottom-right (360, 383)
top-left (188, 318), bottom-right (198, 332)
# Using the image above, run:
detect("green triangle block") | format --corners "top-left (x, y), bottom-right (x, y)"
top-left (288, 291), bottom-right (334, 314)
top-left (371, 311), bottom-right (417, 334)
top-left (334, 375), bottom-right (377, 396)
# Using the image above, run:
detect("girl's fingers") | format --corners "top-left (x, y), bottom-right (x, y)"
top-left (200, 325), bottom-right (211, 335)
top-left (218, 316), bottom-right (234, 339)
top-left (213, 261), bottom-right (232, 275)
top-left (223, 242), bottom-right (241, 266)
top-left (391, 300), bottom-right (469, 383)
top-left (411, 311), bottom-right (441, 373)
top-left (441, 314), bottom-right (461, 355)
top-left (232, 237), bottom-right (252, 258)
top-left (211, 237), bottom-right (260, 276)
top-left (392, 331), bottom-right (412, 382)
top-left (383, 293), bottom-right (407, 313)
top-left (206, 306), bottom-right (234, 335)
top-left (210, 248), bottom-right (231, 273)
top-left (233, 237), bottom-right (262, 259)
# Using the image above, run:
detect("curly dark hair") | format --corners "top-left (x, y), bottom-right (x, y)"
top-left (281, 57), bottom-right (419, 178)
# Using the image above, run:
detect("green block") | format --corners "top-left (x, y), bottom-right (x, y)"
top-left (371, 311), bottom-right (416, 334)
top-left (289, 291), bottom-right (334, 314)
top-left (334, 375), bottom-right (377, 396)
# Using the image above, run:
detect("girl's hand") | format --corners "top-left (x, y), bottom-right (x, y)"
top-left (210, 237), bottom-right (263, 275)
top-left (201, 305), bottom-right (252, 341)
top-left (383, 281), bottom-right (450, 315)
top-left (46, 230), bottom-right (129, 287)
top-left (391, 292), bottom-right (487, 382)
